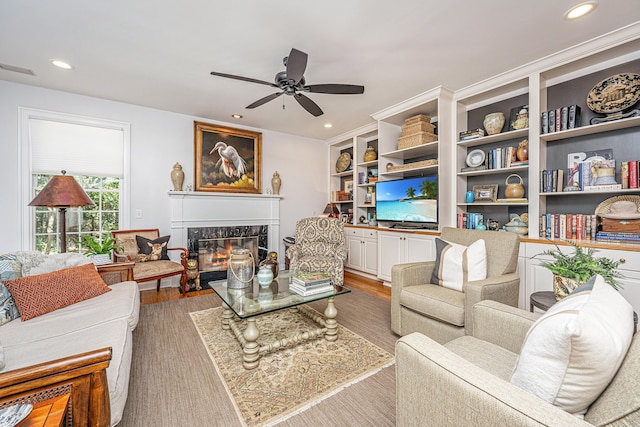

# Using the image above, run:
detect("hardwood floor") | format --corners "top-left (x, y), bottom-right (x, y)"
top-left (139, 270), bottom-right (390, 305)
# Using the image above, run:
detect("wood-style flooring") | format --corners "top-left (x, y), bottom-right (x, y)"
top-left (140, 271), bottom-right (390, 306)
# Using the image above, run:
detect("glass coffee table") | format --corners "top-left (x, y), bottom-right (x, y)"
top-left (209, 270), bottom-right (351, 369)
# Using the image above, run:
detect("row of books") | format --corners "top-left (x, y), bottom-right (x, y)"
top-left (461, 146), bottom-right (528, 172)
top-left (621, 161), bottom-right (640, 189)
top-left (541, 105), bottom-right (581, 134)
top-left (457, 212), bottom-right (484, 230)
top-left (595, 231), bottom-right (640, 244)
top-left (539, 214), bottom-right (596, 240)
top-left (289, 272), bottom-right (334, 296)
top-left (540, 169), bottom-right (565, 193)
top-left (459, 128), bottom-right (485, 141)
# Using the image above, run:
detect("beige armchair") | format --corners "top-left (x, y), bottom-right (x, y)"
top-left (285, 217), bottom-right (348, 286)
top-left (111, 229), bottom-right (189, 294)
top-left (396, 300), bottom-right (639, 426)
top-left (391, 227), bottom-right (520, 343)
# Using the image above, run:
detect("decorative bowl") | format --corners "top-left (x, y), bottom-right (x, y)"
top-left (503, 225), bottom-right (528, 235)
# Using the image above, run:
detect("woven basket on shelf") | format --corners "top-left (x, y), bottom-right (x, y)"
top-left (397, 131), bottom-right (438, 149)
top-left (403, 114), bottom-right (431, 125)
top-left (402, 121), bottom-right (436, 136)
top-left (387, 158), bottom-right (438, 172)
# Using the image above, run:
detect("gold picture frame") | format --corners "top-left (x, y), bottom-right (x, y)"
top-left (473, 184), bottom-right (498, 202)
top-left (194, 121), bottom-right (262, 193)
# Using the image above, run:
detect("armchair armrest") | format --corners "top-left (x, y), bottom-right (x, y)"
top-left (334, 246), bottom-right (348, 262)
top-left (395, 333), bottom-right (588, 427)
top-left (390, 261), bottom-right (435, 335)
top-left (472, 300), bottom-right (539, 354)
top-left (167, 247), bottom-right (189, 267)
top-left (113, 252), bottom-right (131, 262)
top-left (463, 272), bottom-right (521, 336)
top-left (285, 244), bottom-right (301, 261)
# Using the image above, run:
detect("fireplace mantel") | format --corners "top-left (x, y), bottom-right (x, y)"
top-left (168, 191), bottom-right (282, 261)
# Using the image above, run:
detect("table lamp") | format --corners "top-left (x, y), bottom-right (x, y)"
top-left (28, 170), bottom-right (95, 253)
top-left (323, 203), bottom-right (340, 218)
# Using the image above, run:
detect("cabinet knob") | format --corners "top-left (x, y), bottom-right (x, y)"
top-left (619, 258), bottom-right (626, 264)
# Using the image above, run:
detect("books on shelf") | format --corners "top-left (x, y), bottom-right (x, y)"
top-left (457, 212), bottom-right (484, 229)
top-left (459, 128), bottom-right (485, 141)
top-left (289, 282), bottom-right (334, 296)
top-left (583, 184), bottom-right (622, 191)
top-left (540, 214), bottom-right (597, 240)
top-left (596, 231), bottom-right (640, 244)
top-left (496, 198), bottom-right (528, 203)
top-left (292, 272), bottom-right (332, 286)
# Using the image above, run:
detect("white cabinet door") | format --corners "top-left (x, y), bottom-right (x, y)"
top-left (363, 238), bottom-right (378, 274)
top-left (346, 235), bottom-right (363, 270)
top-left (377, 231), bottom-right (404, 282)
top-left (405, 234), bottom-right (436, 264)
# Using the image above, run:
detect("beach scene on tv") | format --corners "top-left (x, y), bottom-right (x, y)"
top-left (377, 176), bottom-right (438, 223)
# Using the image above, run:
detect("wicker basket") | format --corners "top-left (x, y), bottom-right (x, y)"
top-left (404, 114), bottom-right (431, 125)
top-left (398, 131), bottom-right (438, 149)
top-left (401, 121), bottom-right (436, 136)
top-left (387, 158), bottom-right (438, 172)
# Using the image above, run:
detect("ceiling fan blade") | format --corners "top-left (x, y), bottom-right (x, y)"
top-left (294, 93), bottom-right (323, 117)
top-left (286, 48), bottom-right (308, 84)
top-left (305, 84), bottom-right (365, 94)
top-left (246, 91), bottom-right (284, 109)
top-left (210, 71), bottom-right (277, 87)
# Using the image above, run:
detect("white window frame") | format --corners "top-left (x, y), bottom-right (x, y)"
top-left (19, 108), bottom-right (131, 251)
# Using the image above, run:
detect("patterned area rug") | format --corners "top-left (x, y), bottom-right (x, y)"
top-left (190, 306), bottom-right (395, 427)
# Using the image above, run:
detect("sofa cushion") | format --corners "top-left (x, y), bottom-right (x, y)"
top-left (0, 254), bottom-right (22, 325)
top-left (0, 281), bottom-right (139, 347)
top-left (510, 275), bottom-right (634, 416)
top-left (5, 263), bottom-right (111, 321)
top-left (430, 238), bottom-right (486, 292)
top-left (136, 235), bottom-right (170, 260)
top-left (13, 251), bottom-right (91, 276)
top-left (401, 284), bottom-right (465, 326)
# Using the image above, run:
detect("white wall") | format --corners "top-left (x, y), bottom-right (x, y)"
top-left (0, 80), bottom-right (328, 257)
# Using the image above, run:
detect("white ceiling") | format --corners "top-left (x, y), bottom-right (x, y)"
top-left (1, 1), bottom-right (639, 140)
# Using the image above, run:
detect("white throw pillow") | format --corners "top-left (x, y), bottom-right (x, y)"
top-left (430, 238), bottom-right (487, 292)
top-left (510, 275), bottom-right (634, 416)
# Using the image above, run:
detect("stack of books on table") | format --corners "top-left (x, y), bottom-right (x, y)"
top-left (289, 272), bottom-right (334, 296)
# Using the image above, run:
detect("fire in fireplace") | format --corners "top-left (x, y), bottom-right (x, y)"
top-left (197, 236), bottom-right (259, 273)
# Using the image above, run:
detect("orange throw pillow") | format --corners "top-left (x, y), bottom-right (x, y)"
top-left (5, 263), bottom-right (111, 321)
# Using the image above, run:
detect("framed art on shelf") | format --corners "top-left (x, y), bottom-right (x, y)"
top-left (473, 184), bottom-right (499, 202)
top-left (508, 104), bottom-right (529, 131)
top-left (194, 121), bottom-right (262, 193)
top-left (343, 178), bottom-right (354, 195)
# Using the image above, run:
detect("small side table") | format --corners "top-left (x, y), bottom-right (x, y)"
top-left (17, 393), bottom-right (70, 427)
top-left (530, 290), bottom-right (638, 333)
top-left (97, 261), bottom-right (135, 285)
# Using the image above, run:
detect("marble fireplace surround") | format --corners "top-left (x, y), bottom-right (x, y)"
top-left (168, 191), bottom-right (282, 282)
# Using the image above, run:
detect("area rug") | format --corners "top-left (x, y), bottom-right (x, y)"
top-left (190, 306), bottom-right (395, 427)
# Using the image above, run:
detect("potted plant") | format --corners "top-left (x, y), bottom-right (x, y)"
top-left (77, 234), bottom-right (123, 265)
top-left (537, 241), bottom-right (623, 300)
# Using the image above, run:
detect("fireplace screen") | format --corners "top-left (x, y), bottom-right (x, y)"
top-left (197, 236), bottom-right (259, 274)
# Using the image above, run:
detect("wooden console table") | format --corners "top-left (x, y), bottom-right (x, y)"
top-left (97, 262), bottom-right (134, 285)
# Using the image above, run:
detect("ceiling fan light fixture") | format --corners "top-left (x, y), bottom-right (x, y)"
top-left (564, 1), bottom-right (597, 20)
top-left (324, 123), bottom-right (333, 128)
top-left (51, 59), bottom-right (74, 70)
top-left (231, 114), bottom-right (243, 119)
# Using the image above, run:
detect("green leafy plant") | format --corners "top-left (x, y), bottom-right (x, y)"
top-left (77, 234), bottom-right (123, 256)
top-left (537, 241), bottom-right (623, 290)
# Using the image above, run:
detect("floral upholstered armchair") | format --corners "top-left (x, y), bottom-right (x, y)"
top-left (286, 217), bottom-right (348, 286)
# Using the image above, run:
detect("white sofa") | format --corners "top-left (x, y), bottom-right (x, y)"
top-left (0, 252), bottom-right (140, 426)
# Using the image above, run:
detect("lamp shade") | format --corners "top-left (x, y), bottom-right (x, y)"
top-left (28, 170), bottom-right (94, 208)
top-left (323, 203), bottom-right (340, 216)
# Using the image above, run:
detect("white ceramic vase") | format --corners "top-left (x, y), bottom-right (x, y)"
top-left (483, 112), bottom-right (505, 135)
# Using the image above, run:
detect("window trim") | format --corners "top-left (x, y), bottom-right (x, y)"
top-left (19, 108), bottom-right (131, 250)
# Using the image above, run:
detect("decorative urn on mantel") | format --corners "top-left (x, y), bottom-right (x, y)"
top-left (171, 162), bottom-right (185, 191)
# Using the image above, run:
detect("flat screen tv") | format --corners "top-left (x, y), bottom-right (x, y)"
top-left (375, 175), bottom-right (438, 228)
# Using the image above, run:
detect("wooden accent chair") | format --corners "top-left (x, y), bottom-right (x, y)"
top-left (111, 229), bottom-right (189, 294)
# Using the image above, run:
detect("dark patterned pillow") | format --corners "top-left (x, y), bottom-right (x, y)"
top-left (136, 235), bottom-right (170, 261)
top-left (0, 254), bottom-right (22, 325)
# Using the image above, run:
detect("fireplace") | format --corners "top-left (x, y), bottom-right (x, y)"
top-left (187, 225), bottom-right (268, 283)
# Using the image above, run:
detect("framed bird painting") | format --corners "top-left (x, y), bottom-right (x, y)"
top-left (194, 121), bottom-right (262, 193)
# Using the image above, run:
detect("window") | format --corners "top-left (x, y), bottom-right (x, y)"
top-left (33, 174), bottom-right (121, 254)
top-left (20, 108), bottom-right (130, 252)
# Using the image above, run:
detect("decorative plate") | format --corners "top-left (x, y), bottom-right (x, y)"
top-left (336, 152), bottom-right (351, 173)
top-left (0, 403), bottom-right (33, 427)
top-left (586, 73), bottom-right (640, 114)
top-left (466, 149), bottom-right (485, 168)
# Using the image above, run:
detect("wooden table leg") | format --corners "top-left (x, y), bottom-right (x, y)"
top-left (243, 318), bottom-right (261, 369)
top-left (222, 303), bottom-right (234, 330)
top-left (324, 297), bottom-right (338, 342)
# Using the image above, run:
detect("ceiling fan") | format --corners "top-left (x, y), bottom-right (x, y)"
top-left (210, 48), bottom-right (364, 117)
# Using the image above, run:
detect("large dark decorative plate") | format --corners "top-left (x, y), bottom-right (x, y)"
top-left (587, 73), bottom-right (640, 114)
top-left (335, 152), bottom-right (351, 173)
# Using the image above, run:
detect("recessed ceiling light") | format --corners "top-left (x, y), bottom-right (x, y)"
top-left (231, 114), bottom-right (243, 119)
top-left (324, 123), bottom-right (333, 128)
top-left (564, 1), bottom-right (597, 20)
top-left (51, 59), bottom-right (74, 70)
